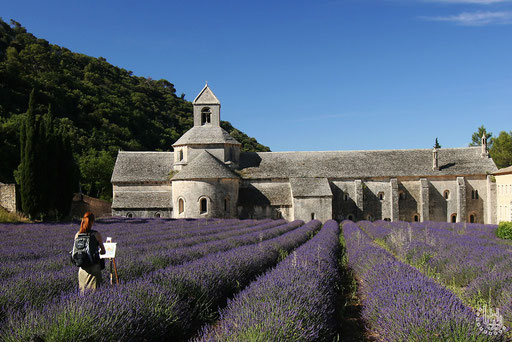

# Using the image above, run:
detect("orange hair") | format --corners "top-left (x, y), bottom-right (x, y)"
top-left (79, 212), bottom-right (95, 233)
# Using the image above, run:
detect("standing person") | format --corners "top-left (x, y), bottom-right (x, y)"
top-left (74, 212), bottom-right (106, 292)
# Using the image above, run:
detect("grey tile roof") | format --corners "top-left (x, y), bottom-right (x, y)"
top-left (112, 191), bottom-right (172, 209)
top-left (193, 84), bottom-right (220, 105)
top-left (172, 126), bottom-right (241, 146)
top-left (290, 178), bottom-right (332, 197)
top-left (172, 151), bottom-right (240, 180)
top-left (495, 165), bottom-right (512, 175)
top-left (111, 151), bottom-right (173, 183)
top-left (238, 182), bottom-right (292, 206)
top-left (239, 147), bottom-right (498, 179)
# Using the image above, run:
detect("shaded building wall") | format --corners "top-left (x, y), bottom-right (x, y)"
top-left (71, 194), bottom-right (112, 218)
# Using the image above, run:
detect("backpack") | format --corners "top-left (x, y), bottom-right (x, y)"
top-left (71, 232), bottom-right (100, 267)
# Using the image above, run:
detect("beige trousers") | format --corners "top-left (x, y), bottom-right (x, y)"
top-left (78, 263), bottom-right (102, 292)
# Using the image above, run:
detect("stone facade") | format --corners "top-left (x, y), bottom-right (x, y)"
top-left (0, 183), bottom-right (16, 213)
top-left (495, 166), bottom-right (512, 223)
top-left (111, 84), bottom-right (499, 223)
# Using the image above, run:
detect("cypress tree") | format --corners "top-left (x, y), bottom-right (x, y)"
top-left (20, 89), bottom-right (40, 220)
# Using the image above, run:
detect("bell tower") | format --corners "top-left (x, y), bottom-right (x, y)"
top-left (193, 83), bottom-right (221, 127)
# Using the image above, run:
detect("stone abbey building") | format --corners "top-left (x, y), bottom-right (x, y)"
top-left (111, 85), bottom-right (498, 223)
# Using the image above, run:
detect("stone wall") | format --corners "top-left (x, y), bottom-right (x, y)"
top-left (0, 184), bottom-right (16, 213)
top-left (70, 193), bottom-right (111, 219)
top-left (172, 179), bottom-right (239, 219)
top-left (292, 196), bottom-right (332, 222)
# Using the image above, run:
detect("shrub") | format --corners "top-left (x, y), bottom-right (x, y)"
top-left (496, 221), bottom-right (512, 240)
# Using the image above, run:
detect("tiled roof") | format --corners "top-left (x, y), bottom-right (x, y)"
top-left (171, 151), bottom-right (240, 180)
top-left (111, 152), bottom-right (173, 183)
top-left (290, 178), bottom-right (332, 197)
top-left (239, 147), bottom-right (497, 179)
top-left (494, 165), bottom-right (512, 175)
top-left (112, 191), bottom-right (171, 209)
top-left (172, 126), bottom-right (241, 146)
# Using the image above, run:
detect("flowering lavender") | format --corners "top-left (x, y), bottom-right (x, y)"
top-left (1, 219), bottom-right (321, 341)
top-left (0, 219), bottom-right (295, 323)
top-left (194, 220), bottom-right (340, 342)
top-left (343, 221), bottom-right (495, 342)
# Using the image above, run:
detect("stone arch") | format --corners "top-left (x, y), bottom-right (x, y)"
top-left (451, 213), bottom-right (457, 223)
top-left (201, 107), bottom-right (211, 125)
top-left (126, 212), bottom-right (133, 218)
top-left (178, 197), bottom-right (185, 215)
top-left (198, 195), bottom-right (211, 215)
top-left (468, 212), bottom-right (477, 223)
top-left (413, 213), bottom-right (420, 222)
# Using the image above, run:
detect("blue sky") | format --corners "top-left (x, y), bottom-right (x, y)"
top-left (3, 0), bottom-right (512, 151)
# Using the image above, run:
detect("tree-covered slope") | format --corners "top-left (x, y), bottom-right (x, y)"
top-left (0, 19), bottom-right (270, 200)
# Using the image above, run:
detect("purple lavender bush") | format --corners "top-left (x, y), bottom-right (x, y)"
top-left (343, 221), bottom-right (496, 342)
top-left (194, 220), bottom-right (340, 342)
top-left (1, 220), bottom-right (321, 341)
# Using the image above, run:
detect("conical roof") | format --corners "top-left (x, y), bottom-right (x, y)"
top-left (172, 151), bottom-right (240, 180)
top-left (172, 126), bottom-right (240, 146)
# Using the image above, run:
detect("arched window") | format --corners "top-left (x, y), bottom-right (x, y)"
top-left (178, 198), bottom-right (184, 214)
top-left (475, 190), bottom-right (479, 199)
top-left (224, 198), bottom-right (229, 212)
top-left (200, 197), bottom-right (208, 214)
top-left (127, 212), bottom-right (133, 218)
top-left (155, 212), bottom-right (161, 218)
top-left (469, 214), bottom-right (476, 223)
top-left (347, 214), bottom-right (354, 221)
top-left (413, 214), bottom-right (419, 222)
top-left (178, 149), bottom-right (183, 161)
top-left (378, 192), bottom-right (384, 201)
top-left (444, 190), bottom-right (450, 200)
top-left (451, 213), bottom-right (457, 223)
top-left (343, 193), bottom-right (349, 201)
top-left (367, 214), bottom-right (373, 221)
top-left (201, 107), bottom-right (211, 125)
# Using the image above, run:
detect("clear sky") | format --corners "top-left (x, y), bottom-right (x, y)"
top-left (3, 0), bottom-right (512, 152)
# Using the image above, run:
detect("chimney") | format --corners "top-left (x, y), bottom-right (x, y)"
top-left (481, 133), bottom-right (489, 158)
top-left (432, 147), bottom-right (439, 171)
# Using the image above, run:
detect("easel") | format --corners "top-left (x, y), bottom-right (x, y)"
top-left (109, 258), bottom-right (119, 285)
top-left (101, 237), bottom-right (119, 285)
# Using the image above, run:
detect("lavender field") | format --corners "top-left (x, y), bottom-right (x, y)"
top-left (0, 217), bottom-right (510, 341)
top-left (349, 220), bottom-right (511, 341)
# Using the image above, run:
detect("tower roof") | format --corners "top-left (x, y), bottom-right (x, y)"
top-left (172, 126), bottom-right (240, 146)
top-left (193, 84), bottom-right (220, 105)
top-left (171, 151), bottom-right (240, 180)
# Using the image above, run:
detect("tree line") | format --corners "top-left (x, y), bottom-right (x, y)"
top-left (0, 18), bottom-right (270, 213)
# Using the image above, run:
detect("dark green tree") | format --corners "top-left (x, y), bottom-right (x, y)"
top-left (18, 89), bottom-right (41, 219)
top-left (490, 131), bottom-right (512, 169)
top-left (470, 125), bottom-right (493, 149)
top-left (79, 148), bottom-right (115, 201)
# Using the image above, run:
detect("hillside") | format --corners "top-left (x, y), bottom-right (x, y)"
top-left (0, 19), bottom-right (270, 200)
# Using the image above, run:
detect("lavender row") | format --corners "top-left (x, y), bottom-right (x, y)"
top-left (343, 221), bottom-right (493, 342)
top-left (0, 218), bottom-right (283, 281)
top-left (0, 220), bottom-right (302, 323)
top-left (361, 220), bottom-right (512, 326)
top-left (194, 220), bottom-right (341, 342)
top-left (2, 220), bottom-right (322, 342)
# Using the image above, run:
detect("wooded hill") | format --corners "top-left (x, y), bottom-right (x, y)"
top-left (0, 19), bottom-right (270, 201)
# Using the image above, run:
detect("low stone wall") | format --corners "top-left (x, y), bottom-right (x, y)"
top-left (70, 193), bottom-right (112, 219)
top-left (0, 184), bottom-right (16, 213)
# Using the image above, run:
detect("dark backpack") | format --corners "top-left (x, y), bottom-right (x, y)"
top-left (71, 232), bottom-right (100, 267)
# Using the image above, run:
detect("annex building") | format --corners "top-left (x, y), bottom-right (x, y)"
top-left (111, 85), bottom-right (498, 223)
